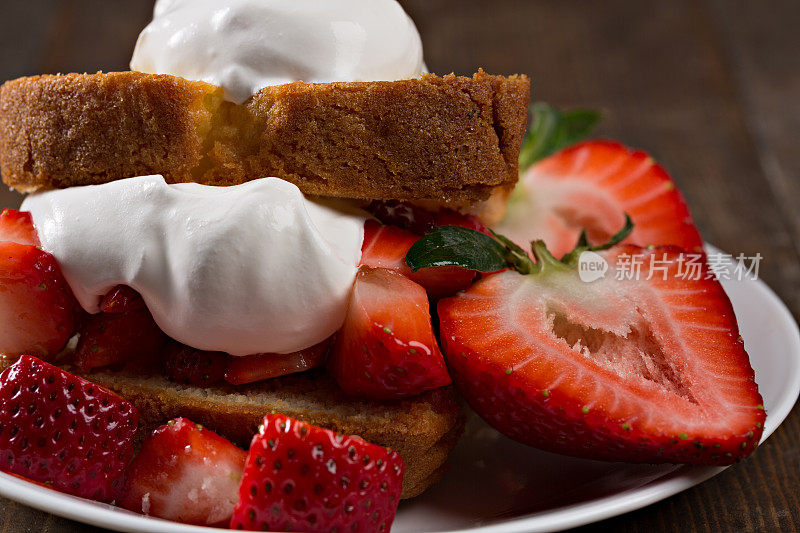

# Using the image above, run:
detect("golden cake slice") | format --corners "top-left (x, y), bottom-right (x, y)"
top-left (0, 69), bottom-right (529, 210)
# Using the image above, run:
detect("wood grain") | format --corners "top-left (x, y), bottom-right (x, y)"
top-left (1, 0), bottom-right (799, 531)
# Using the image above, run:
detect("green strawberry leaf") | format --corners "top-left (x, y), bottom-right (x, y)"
top-left (518, 103), bottom-right (602, 171)
top-left (405, 226), bottom-right (534, 274)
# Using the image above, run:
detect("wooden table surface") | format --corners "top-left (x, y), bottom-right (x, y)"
top-left (1, 1), bottom-right (799, 531)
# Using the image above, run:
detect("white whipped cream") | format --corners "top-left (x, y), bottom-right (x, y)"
top-left (22, 176), bottom-right (366, 356)
top-left (131, 0), bottom-right (425, 104)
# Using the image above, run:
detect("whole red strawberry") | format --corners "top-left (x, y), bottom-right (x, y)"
top-left (0, 355), bottom-right (138, 501)
top-left (230, 414), bottom-right (404, 533)
top-left (328, 266), bottom-right (451, 399)
top-left (121, 418), bottom-right (247, 526)
top-left (0, 242), bottom-right (80, 358)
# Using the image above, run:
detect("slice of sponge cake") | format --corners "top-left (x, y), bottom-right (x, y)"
top-left (0, 69), bottom-right (529, 209)
top-left (77, 369), bottom-right (465, 500)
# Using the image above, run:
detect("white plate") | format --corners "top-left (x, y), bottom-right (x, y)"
top-left (0, 246), bottom-right (798, 533)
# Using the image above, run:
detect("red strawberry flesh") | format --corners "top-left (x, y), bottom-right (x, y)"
top-left (0, 355), bottom-right (138, 501)
top-left (99, 285), bottom-right (147, 314)
top-left (360, 220), bottom-right (476, 299)
top-left (496, 140), bottom-right (704, 258)
top-left (120, 417), bottom-right (247, 525)
top-left (74, 308), bottom-right (166, 372)
top-left (329, 267), bottom-right (451, 399)
top-left (230, 414), bottom-right (404, 532)
top-left (0, 242), bottom-right (80, 357)
top-left (0, 209), bottom-right (39, 247)
top-left (224, 339), bottom-right (331, 385)
top-left (438, 244), bottom-right (765, 465)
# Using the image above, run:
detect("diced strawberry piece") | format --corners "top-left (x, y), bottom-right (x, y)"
top-left (495, 140), bottom-right (705, 258)
top-left (0, 242), bottom-right (80, 358)
top-left (120, 418), bottom-right (247, 526)
top-left (99, 285), bottom-right (147, 314)
top-left (438, 243), bottom-right (765, 465)
top-left (163, 342), bottom-right (228, 386)
top-left (74, 308), bottom-right (166, 372)
top-left (360, 220), bottom-right (417, 277)
top-left (328, 267), bottom-right (451, 399)
top-left (0, 355), bottom-right (138, 501)
top-left (360, 220), bottom-right (476, 299)
top-left (224, 339), bottom-right (331, 385)
top-left (230, 414), bottom-right (404, 532)
top-left (0, 209), bottom-right (39, 246)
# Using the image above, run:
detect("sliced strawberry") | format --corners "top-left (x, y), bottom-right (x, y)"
top-left (0, 355), bottom-right (138, 501)
top-left (224, 339), bottom-right (331, 385)
top-left (99, 285), bottom-right (147, 314)
top-left (74, 308), bottom-right (166, 372)
top-left (360, 220), bottom-right (476, 299)
top-left (120, 418), bottom-right (247, 526)
top-left (438, 242), bottom-right (765, 465)
top-left (163, 342), bottom-right (228, 386)
top-left (0, 242), bottom-right (80, 358)
top-left (328, 267), bottom-right (451, 399)
top-left (495, 140), bottom-right (704, 258)
top-left (0, 209), bottom-right (39, 246)
top-left (230, 414), bottom-right (404, 532)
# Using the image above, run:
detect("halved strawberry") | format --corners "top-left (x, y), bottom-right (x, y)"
top-left (163, 342), bottom-right (228, 386)
top-left (74, 307), bottom-right (166, 372)
top-left (0, 242), bottom-right (80, 357)
top-left (360, 220), bottom-right (476, 299)
top-left (230, 414), bottom-right (404, 532)
top-left (120, 418), bottom-right (247, 526)
top-left (224, 339), bottom-right (331, 385)
top-left (437, 238), bottom-right (765, 465)
top-left (495, 140), bottom-right (704, 258)
top-left (0, 209), bottom-right (39, 246)
top-left (0, 355), bottom-right (138, 502)
top-left (328, 267), bottom-right (451, 399)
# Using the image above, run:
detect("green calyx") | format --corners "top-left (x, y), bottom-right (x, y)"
top-left (405, 215), bottom-right (634, 277)
top-left (558, 214), bottom-right (634, 266)
top-left (518, 102), bottom-right (602, 171)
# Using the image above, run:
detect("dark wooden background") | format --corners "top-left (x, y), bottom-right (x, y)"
top-left (1, 1), bottom-right (798, 531)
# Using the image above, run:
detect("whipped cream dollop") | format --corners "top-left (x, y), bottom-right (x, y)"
top-left (131, 0), bottom-right (425, 104)
top-left (22, 176), bottom-right (366, 356)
